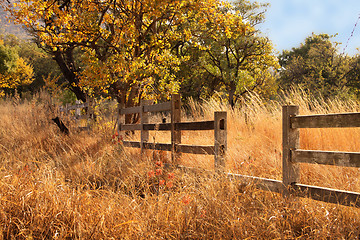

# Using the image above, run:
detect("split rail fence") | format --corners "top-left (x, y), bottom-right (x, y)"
top-left (229, 105), bottom-right (360, 208)
top-left (118, 99), bottom-right (360, 208)
top-left (59, 99), bottom-right (94, 130)
top-left (117, 94), bottom-right (227, 171)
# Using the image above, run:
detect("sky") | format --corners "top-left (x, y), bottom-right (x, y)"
top-left (254, 0), bottom-right (360, 55)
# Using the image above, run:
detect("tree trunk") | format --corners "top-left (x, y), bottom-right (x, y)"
top-left (111, 80), bottom-right (141, 125)
top-left (227, 83), bottom-right (236, 108)
top-left (53, 49), bottom-right (87, 102)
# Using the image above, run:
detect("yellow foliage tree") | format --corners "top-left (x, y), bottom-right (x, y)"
top-left (1, 0), bottom-right (264, 107)
top-left (0, 41), bottom-right (34, 97)
top-left (176, 0), bottom-right (280, 106)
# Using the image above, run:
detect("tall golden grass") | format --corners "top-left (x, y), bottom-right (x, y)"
top-left (1, 90), bottom-right (360, 239)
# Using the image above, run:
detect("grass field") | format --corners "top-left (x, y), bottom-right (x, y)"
top-left (1, 91), bottom-right (360, 239)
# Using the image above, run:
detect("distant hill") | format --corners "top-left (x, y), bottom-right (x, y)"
top-left (0, 8), bottom-right (30, 39)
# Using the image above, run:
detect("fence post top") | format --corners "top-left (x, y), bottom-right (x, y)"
top-left (282, 105), bottom-right (299, 108)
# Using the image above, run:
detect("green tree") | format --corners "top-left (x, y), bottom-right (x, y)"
top-left (0, 39), bottom-right (34, 96)
top-left (1, 34), bottom-right (63, 94)
top-left (177, 0), bottom-right (279, 106)
top-left (278, 33), bottom-right (355, 99)
top-left (17, 41), bottom-right (63, 93)
top-left (344, 55), bottom-right (360, 98)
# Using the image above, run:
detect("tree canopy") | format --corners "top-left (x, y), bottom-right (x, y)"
top-left (278, 33), bottom-right (360, 99)
top-left (177, 0), bottom-right (279, 106)
top-left (1, 0), bottom-right (279, 108)
top-left (0, 38), bottom-right (33, 96)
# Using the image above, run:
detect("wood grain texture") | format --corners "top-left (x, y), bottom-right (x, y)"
top-left (171, 94), bottom-right (181, 163)
top-left (143, 121), bottom-right (214, 131)
top-left (214, 112), bottom-right (227, 171)
top-left (177, 121), bottom-right (214, 130)
top-left (227, 173), bottom-right (285, 194)
top-left (143, 102), bottom-right (171, 113)
top-left (282, 105), bottom-right (300, 186)
top-left (122, 141), bottom-right (141, 148)
top-left (292, 149), bottom-right (360, 168)
top-left (292, 183), bottom-right (360, 208)
top-left (177, 144), bottom-right (215, 155)
top-left (142, 142), bottom-right (172, 151)
top-left (119, 124), bottom-right (142, 131)
top-left (291, 112), bottom-right (360, 128)
top-left (141, 100), bottom-right (152, 153)
top-left (120, 106), bottom-right (141, 115)
top-left (143, 123), bottom-right (171, 131)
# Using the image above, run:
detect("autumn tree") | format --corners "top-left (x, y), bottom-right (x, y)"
top-left (3, 1), bottom-right (222, 103)
top-left (1, 34), bottom-right (63, 94)
top-left (0, 39), bottom-right (33, 96)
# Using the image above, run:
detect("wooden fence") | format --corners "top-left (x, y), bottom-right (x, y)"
top-left (283, 105), bottom-right (360, 207)
top-left (117, 100), bottom-right (360, 208)
top-left (229, 105), bottom-right (360, 208)
top-left (59, 99), bottom-right (94, 130)
top-left (117, 94), bottom-right (227, 171)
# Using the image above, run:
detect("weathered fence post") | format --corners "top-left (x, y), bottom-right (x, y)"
top-left (65, 103), bottom-right (69, 115)
top-left (141, 100), bottom-right (152, 153)
top-left (282, 105), bottom-right (300, 190)
top-left (116, 102), bottom-right (123, 135)
top-left (75, 100), bottom-right (81, 118)
top-left (85, 97), bottom-right (94, 130)
top-left (86, 97), bottom-right (93, 118)
top-left (214, 111), bottom-right (227, 172)
top-left (171, 94), bottom-right (181, 164)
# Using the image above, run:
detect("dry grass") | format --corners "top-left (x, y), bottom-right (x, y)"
top-left (1, 91), bottom-right (360, 239)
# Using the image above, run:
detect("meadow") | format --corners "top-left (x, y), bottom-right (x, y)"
top-left (1, 91), bottom-right (360, 239)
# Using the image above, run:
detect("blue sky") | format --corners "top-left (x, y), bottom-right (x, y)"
top-left (253, 0), bottom-right (360, 55)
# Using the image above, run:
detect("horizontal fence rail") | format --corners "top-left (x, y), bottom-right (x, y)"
top-left (227, 173), bottom-right (360, 208)
top-left (292, 149), bottom-right (360, 168)
top-left (120, 106), bottom-right (141, 115)
top-left (177, 144), bottom-right (215, 155)
top-left (119, 120), bottom-right (216, 132)
top-left (118, 94), bottom-right (227, 170)
top-left (291, 112), bottom-right (360, 128)
top-left (181, 167), bottom-right (360, 208)
top-left (292, 183), bottom-right (360, 208)
top-left (122, 142), bottom-right (215, 155)
top-left (144, 102), bottom-right (171, 113)
top-left (227, 173), bottom-right (285, 194)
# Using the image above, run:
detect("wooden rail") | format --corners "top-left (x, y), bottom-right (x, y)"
top-left (117, 94), bottom-right (227, 170)
top-left (181, 167), bottom-right (360, 208)
top-left (59, 101), bottom-right (89, 115)
top-left (291, 112), bottom-right (360, 128)
top-left (292, 149), bottom-right (360, 168)
top-left (120, 121), bottom-right (216, 131)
